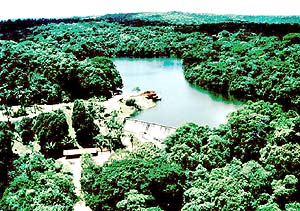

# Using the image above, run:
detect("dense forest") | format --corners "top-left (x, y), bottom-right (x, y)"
top-left (81, 101), bottom-right (300, 210)
top-left (183, 30), bottom-right (300, 111)
top-left (2, 12), bottom-right (300, 41)
top-left (0, 12), bottom-right (300, 210)
top-left (0, 40), bottom-right (122, 106)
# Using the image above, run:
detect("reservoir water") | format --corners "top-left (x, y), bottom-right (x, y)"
top-left (114, 58), bottom-right (241, 128)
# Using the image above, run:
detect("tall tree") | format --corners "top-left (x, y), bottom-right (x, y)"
top-left (33, 110), bottom-right (69, 158)
top-left (105, 111), bottom-right (125, 151)
top-left (17, 117), bottom-right (34, 145)
top-left (72, 99), bottom-right (98, 147)
top-left (0, 121), bottom-right (14, 198)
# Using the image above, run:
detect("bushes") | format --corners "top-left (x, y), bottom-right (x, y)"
top-left (11, 106), bottom-right (27, 118)
top-left (125, 98), bottom-right (141, 110)
top-left (125, 98), bottom-right (136, 106)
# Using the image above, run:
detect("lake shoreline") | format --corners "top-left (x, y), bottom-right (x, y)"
top-left (114, 58), bottom-right (242, 128)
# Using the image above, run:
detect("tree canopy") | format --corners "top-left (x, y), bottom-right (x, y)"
top-left (33, 109), bottom-right (71, 158)
top-left (81, 101), bottom-right (300, 210)
top-left (0, 38), bottom-right (122, 106)
top-left (0, 153), bottom-right (78, 210)
top-left (1, 13), bottom-right (300, 211)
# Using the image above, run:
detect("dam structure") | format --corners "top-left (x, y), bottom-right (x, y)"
top-left (123, 118), bottom-right (177, 144)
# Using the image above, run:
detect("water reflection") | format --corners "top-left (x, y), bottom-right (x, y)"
top-left (114, 58), bottom-right (242, 128)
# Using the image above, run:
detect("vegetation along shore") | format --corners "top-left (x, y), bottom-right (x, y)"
top-left (0, 12), bottom-right (300, 210)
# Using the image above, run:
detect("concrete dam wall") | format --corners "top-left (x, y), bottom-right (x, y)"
top-left (124, 118), bottom-right (177, 142)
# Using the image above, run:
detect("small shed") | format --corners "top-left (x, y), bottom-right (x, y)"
top-left (63, 148), bottom-right (99, 159)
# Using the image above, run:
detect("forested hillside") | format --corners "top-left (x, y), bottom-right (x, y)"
top-left (2, 12), bottom-right (300, 41)
top-left (100, 11), bottom-right (300, 25)
top-left (0, 12), bottom-right (300, 210)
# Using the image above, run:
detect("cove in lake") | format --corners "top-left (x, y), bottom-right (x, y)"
top-left (114, 58), bottom-right (242, 128)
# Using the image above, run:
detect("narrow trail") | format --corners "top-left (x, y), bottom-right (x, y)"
top-left (68, 158), bottom-right (92, 211)
top-left (66, 151), bottom-right (112, 211)
top-left (67, 128), bottom-right (165, 211)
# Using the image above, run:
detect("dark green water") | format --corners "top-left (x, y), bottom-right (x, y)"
top-left (114, 58), bottom-right (241, 128)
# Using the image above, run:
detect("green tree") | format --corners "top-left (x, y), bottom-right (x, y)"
top-left (33, 110), bottom-right (69, 158)
top-left (72, 99), bottom-right (98, 147)
top-left (93, 133), bottom-right (110, 151)
top-left (197, 134), bottom-right (232, 170)
top-left (17, 117), bottom-right (34, 145)
top-left (105, 111), bottom-right (125, 151)
top-left (81, 144), bottom-right (185, 211)
top-left (183, 159), bottom-right (274, 211)
top-left (0, 121), bottom-right (15, 197)
top-left (260, 143), bottom-right (300, 179)
top-left (164, 122), bottom-right (210, 153)
top-left (0, 153), bottom-right (77, 210)
top-left (271, 175), bottom-right (298, 209)
top-left (226, 101), bottom-right (276, 162)
top-left (116, 190), bottom-right (158, 211)
top-left (165, 122), bottom-right (232, 170)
